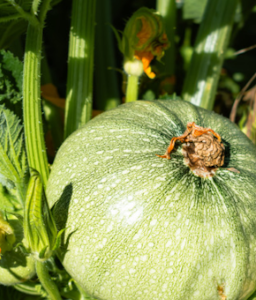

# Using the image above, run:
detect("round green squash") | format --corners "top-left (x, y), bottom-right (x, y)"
top-left (47, 100), bottom-right (256, 300)
top-left (0, 218), bottom-right (36, 285)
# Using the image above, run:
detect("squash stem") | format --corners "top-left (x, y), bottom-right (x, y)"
top-left (156, 0), bottom-right (176, 93)
top-left (36, 261), bottom-right (62, 300)
top-left (23, 23), bottom-right (49, 187)
top-left (64, 0), bottom-right (96, 139)
top-left (126, 75), bottom-right (139, 102)
top-left (5, 0), bottom-right (39, 26)
top-left (94, 0), bottom-right (120, 110)
top-left (41, 51), bottom-right (64, 151)
top-left (181, 0), bottom-right (238, 110)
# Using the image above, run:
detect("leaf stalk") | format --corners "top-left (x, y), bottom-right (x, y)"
top-left (182, 0), bottom-right (238, 110)
top-left (23, 15), bottom-right (49, 186)
top-left (64, 0), bottom-right (96, 138)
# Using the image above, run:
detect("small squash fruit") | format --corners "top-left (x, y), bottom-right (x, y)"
top-left (47, 100), bottom-right (256, 300)
top-left (0, 217), bottom-right (36, 285)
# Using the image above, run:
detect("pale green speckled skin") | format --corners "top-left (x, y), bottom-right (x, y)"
top-left (47, 100), bottom-right (256, 300)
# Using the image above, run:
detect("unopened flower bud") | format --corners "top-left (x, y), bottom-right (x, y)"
top-left (124, 59), bottom-right (144, 77)
top-left (0, 211), bottom-right (16, 255)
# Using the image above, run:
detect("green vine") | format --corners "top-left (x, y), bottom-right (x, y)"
top-left (23, 0), bottom-right (51, 187)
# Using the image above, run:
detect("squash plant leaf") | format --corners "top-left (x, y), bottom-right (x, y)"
top-left (0, 285), bottom-right (27, 300)
top-left (0, 19), bottom-right (28, 49)
top-left (0, 0), bottom-right (63, 48)
top-left (0, 0), bottom-right (32, 18)
top-left (0, 184), bottom-right (21, 212)
top-left (0, 50), bottom-right (23, 119)
top-left (0, 0), bottom-right (32, 49)
top-left (0, 105), bottom-right (28, 203)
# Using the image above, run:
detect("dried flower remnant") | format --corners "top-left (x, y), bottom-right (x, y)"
top-left (157, 122), bottom-right (225, 177)
top-left (217, 284), bottom-right (227, 300)
top-left (182, 132), bottom-right (225, 177)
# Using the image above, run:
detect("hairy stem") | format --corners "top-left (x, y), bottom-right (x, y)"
top-left (23, 24), bottom-right (49, 187)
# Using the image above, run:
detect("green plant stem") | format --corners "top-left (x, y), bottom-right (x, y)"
top-left (31, 0), bottom-right (41, 15)
top-left (41, 51), bottom-right (64, 151)
top-left (0, 14), bottom-right (21, 22)
top-left (182, 0), bottom-right (238, 110)
top-left (36, 261), bottom-right (62, 300)
top-left (23, 24), bottom-right (49, 187)
top-left (156, 0), bottom-right (176, 78)
top-left (14, 281), bottom-right (43, 295)
top-left (38, 0), bottom-right (51, 23)
top-left (126, 75), bottom-right (139, 102)
top-left (5, 0), bottom-right (39, 25)
top-left (94, 0), bottom-right (120, 110)
top-left (64, 0), bottom-right (96, 139)
top-left (180, 27), bottom-right (193, 71)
